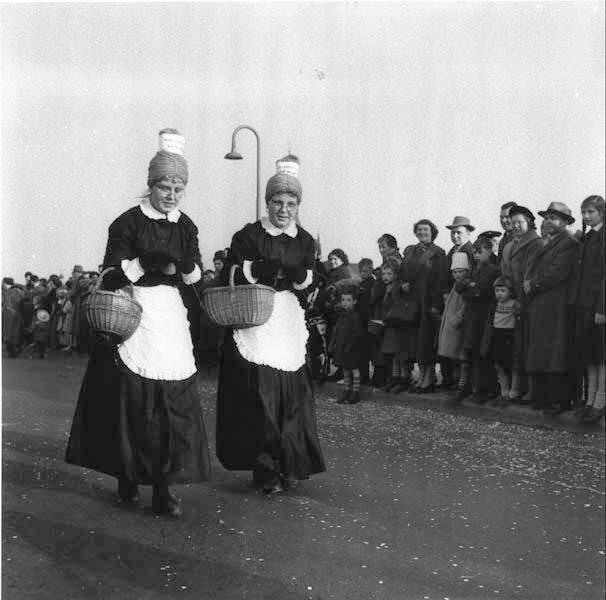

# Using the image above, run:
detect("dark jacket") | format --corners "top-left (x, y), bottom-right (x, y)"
top-left (571, 226), bottom-right (605, 314)
top-left (329, 310), bottom-right (365, 369)
top-left (524, 230), bottom-right (580, 373)
top-left (501, 230), bottom-right (543, 301)
top-left (460, 262), bottom-right (500, 355)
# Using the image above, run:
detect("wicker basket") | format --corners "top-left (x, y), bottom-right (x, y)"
top-left (201, 264), bottom-right (275, 329)
top-left (85, 268), bottom-right (143, 342)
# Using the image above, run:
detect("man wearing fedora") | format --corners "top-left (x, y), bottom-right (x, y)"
top-left (440, 216), bottom-right (476, 388)
top-left (523, 202), bottom-right (580, 415)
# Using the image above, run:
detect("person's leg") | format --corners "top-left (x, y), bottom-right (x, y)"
top-left (391, 359), bottom-right (412, 393)
top-left (495, 364), bottom-right (511, 404)
top-left (453, 360), bottom-right (472, 402)
top-left (338, 369), bottom-right (353, 403)
top-left (582, 364), bottom-right (605, 423)
top-left (382, 356), bottom-right (400, 391)
top-left (349, 368), bottom-right (361, 404)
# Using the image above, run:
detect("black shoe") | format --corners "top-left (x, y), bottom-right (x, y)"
top-left (580, 407), bottom-right (604, 424)
top-left (415, 384), bottom-right (435, 394)
top-left (382, 379), bottom-right (399, 392)
top-left (468, 393), bottom-right (488, 405)
top-left (262, 478), bottom-right (285, 495)
top-left (117, 478), bottom-right (140, 505)
top-left (348, 391), bottom-right (361, 404)
top-left (152, 488), bottom-right (182, 518)
top-left (454, 385), bottom-right (472, 402)
top-left (542, 405), bottom-right (567, 416)
top-left (337, 390), bottom-right (352, 404)
top-left (391, 380), bottom-right (410, 394)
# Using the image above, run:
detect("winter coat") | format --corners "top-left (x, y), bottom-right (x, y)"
top-left (501, 230), bottom-right (543, 301)
top-left (2, 286), bottom-right (24, 346)
top-left (329, 310), bottom-right (365, 369)
top-left (437, 285), bottom-right (466, 361)
top-left (400, 242), bottom-right (447, 362)
top-left (524, 230), bottom-right (579, 373)
top-left (460, 262), bottom-right (500, 356)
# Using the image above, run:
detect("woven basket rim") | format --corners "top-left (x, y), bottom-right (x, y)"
top-left (201, 283), bottom-right (275, 296)
top-left (88, 290), bottom-right (143, 309)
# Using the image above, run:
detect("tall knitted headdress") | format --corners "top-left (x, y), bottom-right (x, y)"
top-left (147, 128), bottom-right (189, 186)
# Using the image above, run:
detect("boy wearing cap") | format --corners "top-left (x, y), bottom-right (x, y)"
top-left (523, 202), bottom-right (580, 415)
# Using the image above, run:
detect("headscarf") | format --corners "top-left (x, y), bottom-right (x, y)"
top-left (265, 173), bottom-right (302, 203)
top-left (147, 150), bottom-right (189, 187)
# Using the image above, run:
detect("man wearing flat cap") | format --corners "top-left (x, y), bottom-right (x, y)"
top-left (523, 202), bottom-right (579, 415)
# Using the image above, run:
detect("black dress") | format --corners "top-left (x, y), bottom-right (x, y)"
top-left (65, 203), bottom-right (211, 486)
top-left (216, 219), bottom-right (326, 482)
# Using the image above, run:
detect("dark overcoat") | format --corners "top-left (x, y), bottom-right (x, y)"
top-left (524, 230), bottom-right (579, 373)
top-left (400, 243), bottom-right (446, 363)
top-left (571, 225), bottom-right (605, 366)
top-left (329, 310), bottom-right (366, 369)
top-left (501, 231), bottom-right (543, 301)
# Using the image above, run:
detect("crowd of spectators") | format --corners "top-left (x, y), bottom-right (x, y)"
top-left (3, 195), bottom-right (604, 425)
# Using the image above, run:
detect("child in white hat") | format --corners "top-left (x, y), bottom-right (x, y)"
top-left (438, 252), bottom-right (471, 404)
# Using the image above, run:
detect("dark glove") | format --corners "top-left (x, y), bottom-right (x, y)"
top-left (101, 269), bottom-right (129, 291)
top-left (250, 258), bottom-right (281, 283)
top-left (182, 257), bottom-right (197, 275)
top-left (283, 264), bottom-right (308, 285)
top-left (140, 250), bottom-right (173, 272)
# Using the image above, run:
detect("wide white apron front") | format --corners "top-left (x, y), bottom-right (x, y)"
top-left (233, 290), bottom-right (308, 372)
top-left (118, 285), bottom-right (196, 380)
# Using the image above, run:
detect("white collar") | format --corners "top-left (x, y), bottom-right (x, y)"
top-left (139, 198), bottom-right (181, 223)
top-left (260, 216), bottom-right (298, 238)
top-left (592, 222), bottom-right (604, 232)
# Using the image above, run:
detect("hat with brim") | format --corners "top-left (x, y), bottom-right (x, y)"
top-left (478, 230), bottom-right (502, 239)
top-left (446, 216), bottom-right (475, 232)
top-left (537, 202), bottom-right (575, 224)
top-left (509, 205), bottom-right (535, 222)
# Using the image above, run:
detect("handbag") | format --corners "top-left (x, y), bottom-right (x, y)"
top-left (384, 294), bottom-right (419, 326)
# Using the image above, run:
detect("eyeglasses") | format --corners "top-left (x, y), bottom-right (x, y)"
top-left (155, 184), bottom-right (185, 197)
top-left (269, 199), bottom-right (298, 212)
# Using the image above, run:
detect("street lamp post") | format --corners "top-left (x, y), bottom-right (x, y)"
top-left (224, 125), bottom-right (261, 220)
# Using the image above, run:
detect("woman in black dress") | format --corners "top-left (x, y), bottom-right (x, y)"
top-left (216, 157), bottom-right (326, 494)
top-left (66, 129), bottom-right (211, 517)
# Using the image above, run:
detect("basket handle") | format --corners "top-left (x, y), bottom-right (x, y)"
top-left (97, 266), bottom-right (135, 298)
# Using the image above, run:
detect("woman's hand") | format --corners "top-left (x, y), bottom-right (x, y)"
top-left (595, 313), bottom-right (606, 326)
top-left (523, 279), bottom-right (532, 295)
top-left (140, 250), bottom-right (173, 272)
top-left (283, 264), bottom-right (308, 284)
top-left (251, 258), bottom-right (281, 282)
top-left (401, 282), bottom-right (411, 293)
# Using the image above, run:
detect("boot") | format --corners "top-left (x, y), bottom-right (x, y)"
top-left (152, 484), bottom-right (182, 518)
top-left (390, 378), bottom-right (410, 394)
top-left (117, 477), bottom-right (140, 505)
top-left (382, 378), bottom-right (399, 392)
top-left (337, 389), bottom-right (352, 404)
top-left (348, 391), bottom-right (361, 404)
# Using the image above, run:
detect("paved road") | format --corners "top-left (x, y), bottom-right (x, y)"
top-left (2, 352), bottom-right (605, 599)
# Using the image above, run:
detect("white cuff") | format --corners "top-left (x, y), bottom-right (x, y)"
top-left (121, 258), bottom-right (145, 283)
top-left (182, 263), bottom-right (202, 285)
top-left (293, 269), bottom-right (313, 290)
top-left (242, 260), bottom-right (258, 284)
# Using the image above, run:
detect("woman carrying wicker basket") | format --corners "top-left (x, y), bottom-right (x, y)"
top-left (65, 129), bottom-right (211, 518)
top-left (216, 155), bottom-right (326, 494)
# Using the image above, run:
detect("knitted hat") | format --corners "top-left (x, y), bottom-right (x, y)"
top-left (148, 128), bottom-right (188, 186)
top-left (450, 252), bottom-right (470, 271)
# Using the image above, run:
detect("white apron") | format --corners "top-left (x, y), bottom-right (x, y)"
top-left (233, 290), bottom-right (308, 372)
top-left (118, 285), bottom-right (196, 380)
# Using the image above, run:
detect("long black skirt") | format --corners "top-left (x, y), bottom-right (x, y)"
top-left (216, 334), bottom-right (325, 480)
top-left (65, 345), bottom-right (211, 486)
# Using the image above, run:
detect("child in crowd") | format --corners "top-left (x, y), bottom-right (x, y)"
top-left (574, 195), bottom-right (605, 424)
top-left (357, 258), bottom-right (375, 384)
top-left (307, 315), bottom-right (330, 383)
top-left (380, 258), bottom-right (413, 393)
top-left (31, 308), bottom-right (51, 358)
top-left (438, 252), bottom-right (471, 403)
top-left (482, 277), bottom-right (516, 405)
top-left (329, 287), bottom-right (365, 404)
top-left (460, 237), bottom-right (500, 402)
